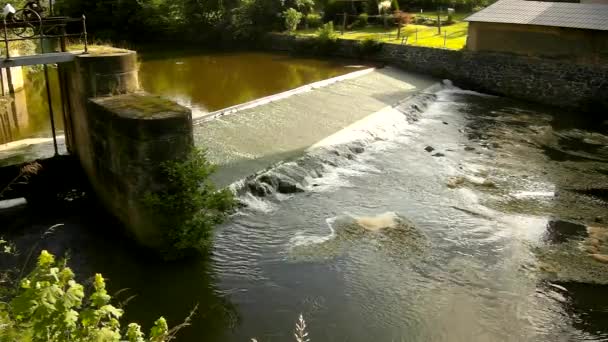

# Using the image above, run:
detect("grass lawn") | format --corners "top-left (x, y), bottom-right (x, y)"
top-left (296, 13), bottom-right (470, 50)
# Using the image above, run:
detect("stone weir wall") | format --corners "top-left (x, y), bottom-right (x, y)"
top-left (264, 34), bottom-right (608, 113)
top-left (60, 52), bottom-right (193, 249)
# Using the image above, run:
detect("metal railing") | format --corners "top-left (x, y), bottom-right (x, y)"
top-left (0, 8), bottom-right (87, 156)
top-left (2, 11), bottom-right (88, 59)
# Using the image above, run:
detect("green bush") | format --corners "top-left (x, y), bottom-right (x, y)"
top-left (357, 37), bottom-right (383, 56)
top-left (313, 22), bottom-right (338, 55)
top-left (144, 148), bottom-right (236, 260)
top-left (283, 8), bottom-right (304, 33)
top-left (352, 13), bottom-right (368, 29)
top-left (317, 21), bottom-right (338, 42)
top-left (0, 250), bottom-right (185, 341)
top-left (306, 13), bottom-right (322, 28)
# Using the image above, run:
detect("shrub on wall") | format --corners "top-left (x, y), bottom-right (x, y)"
top-left (314, 22), bottom-right (339, 54)
top-left (144, 148), bottom-right (236, 260)
top-left (357, 37), bottom-right (383, 57)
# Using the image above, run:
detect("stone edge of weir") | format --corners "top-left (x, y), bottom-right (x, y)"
top-left (59, 50), bottom-right (194, 249)
top-left (193, 67), bottom-right (376, 124)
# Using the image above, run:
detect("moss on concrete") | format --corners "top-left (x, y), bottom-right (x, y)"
top-left (93, 93), bottom-right (189, 119)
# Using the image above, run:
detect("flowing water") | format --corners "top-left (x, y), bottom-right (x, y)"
top-left (3, 81), bottom-right (607, 341)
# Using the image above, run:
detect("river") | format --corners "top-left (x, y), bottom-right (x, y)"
top-left (0, 50), bottom-right (355, 147)
top-left (3, 77), bottom-right (608, 340)
top-left (1, 53), bottom-right (608, 341)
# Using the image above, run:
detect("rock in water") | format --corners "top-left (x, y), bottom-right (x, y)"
top-left (446, 176), bottom-right (465, 189)
top-left (425, 146), bottom-right (435, 152)
top-left (354, 212), bottom-right (402, 232)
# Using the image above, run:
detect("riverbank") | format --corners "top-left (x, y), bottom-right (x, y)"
top-left (262, 33), bottom-right (608, 114)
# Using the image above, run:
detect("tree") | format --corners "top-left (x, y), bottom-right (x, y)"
top-left (283, 8), bottom-right (303, 33)
top-left (377, 0), bottom-right (391, 28)
top-left (393, 10), bottom-right (412, 39)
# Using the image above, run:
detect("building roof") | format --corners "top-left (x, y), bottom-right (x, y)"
top-left (465, 0), bottom-right (608, 31)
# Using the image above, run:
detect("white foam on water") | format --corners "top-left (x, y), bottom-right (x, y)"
top-left (309, 105), bottom-right (412, 151)
top-left (238, 192), bottom-right (276, 213)
top-left (289, 216), bottom-right (337, 247)
top-left (440, 80), bottom-right (498, 99)
top-left (511, 191), bottom-right (555, 199)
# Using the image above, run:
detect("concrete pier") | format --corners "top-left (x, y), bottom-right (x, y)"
top-left (61, 51), bottom-right (194, 249)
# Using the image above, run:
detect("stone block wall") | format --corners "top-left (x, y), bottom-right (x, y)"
top-left (61, 52), bottom-right (194, 249)
top-left (265, 34), bottom-right (608, 112)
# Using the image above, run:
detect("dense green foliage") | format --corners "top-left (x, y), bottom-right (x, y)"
top-left (305, 13), bottom-right (322, 28)
top-left (49, 0), bottom-right (491, 43)
top-left (283, 8), bottom-right (304, 33)
top-left (0, 250), bottom-right (182, 341)
top-left (144, 148), bottom-right (236, 260)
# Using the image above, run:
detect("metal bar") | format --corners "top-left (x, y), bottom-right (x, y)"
top-left (4, 33), bottom-right (89, 42)
top-left (60, 26), bottom-right (67, 52)
top-left (58, 66), bottom-right (70, 153)
top-left (3, 19), bottom-right (10, 60)
top-left (44, 64), bottom-right (58, 155)
top-left (38, 12), bottom-right (44, 55)
top-left (0, 68), bottom-right (5, 96)
top-left (82, 15), bottom-right (88, 53)
top-left (6, 68), bottom-right (14, 94)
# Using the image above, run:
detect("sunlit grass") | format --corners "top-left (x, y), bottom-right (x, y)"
top-left (67, 42), bottom-right (130, 55)
top-left (296, 20), bottom-right (469, 50)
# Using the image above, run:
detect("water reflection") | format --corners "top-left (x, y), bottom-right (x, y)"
top-left (0, 52), bottom-right (354, 146)
top-left (138, 51), bottom-right (355, 114)
top-left (0, 65), bottom-right (63, 145)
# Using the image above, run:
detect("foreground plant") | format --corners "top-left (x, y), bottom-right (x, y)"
top-left (251, 313), bottom-right (311, 342)
top-left (0, 161), bottom-right (42, 198)
top-left (1, 250), bottom-right (189, 341)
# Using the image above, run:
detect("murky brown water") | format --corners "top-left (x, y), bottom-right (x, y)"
top-left (0, 51), bottom-right (355, 146)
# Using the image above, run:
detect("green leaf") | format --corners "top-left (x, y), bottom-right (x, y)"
top-left (126, 323), bottom-right (145, 342)
top-left (80, 308), bottom-right (100, 328)
top-left (63, 281), bottom-right (84, 309)
top-left (149, 316), bottom-right (168, 340)
top-left (99, 305), bottom-right (123, 319)
top-left (37, 250), bottom-right (55, 267)
top-left (64, 309), bottom-right (79, 329)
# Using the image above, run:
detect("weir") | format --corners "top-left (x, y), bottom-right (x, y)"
top-left (195, 66), bottom-right (436, 187)
top-left (1, 49), bottom-right (439, 249)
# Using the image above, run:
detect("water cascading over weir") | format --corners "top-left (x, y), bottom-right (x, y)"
top-left (0, 5), bottom-right (194, 249)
